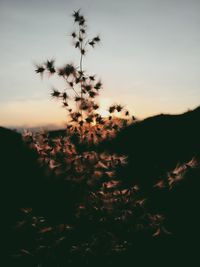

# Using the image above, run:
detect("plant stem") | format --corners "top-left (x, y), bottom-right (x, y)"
top-left (79, 26), bottom-right (84, 120)
top-left (64, 77), bottom-right (80, 97)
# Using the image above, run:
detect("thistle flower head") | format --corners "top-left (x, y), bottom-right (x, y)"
top-left (93, 36), bottom-right (100, 42)
top-left (64, 64), bottom-right (76, 76)
top-left (72, 9), bottom-right (81, 22)
top-left (94, 81), bottom-right (102, 90)
top-left (109, 105), bottom-right (116, 113)
top-left (116, 105), bottom-right (123, 112)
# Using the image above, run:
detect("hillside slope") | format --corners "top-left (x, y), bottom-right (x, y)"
top-left (1, 107), bottom-right (200, 266)
top-left (100, 106), bottom-right (200, 187)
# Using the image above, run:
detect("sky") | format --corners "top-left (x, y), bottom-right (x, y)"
top-left (0, 0), bottom-right (200, 128)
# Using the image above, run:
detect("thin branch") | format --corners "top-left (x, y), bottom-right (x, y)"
top-left (63, 77), bottom-right (80, 97)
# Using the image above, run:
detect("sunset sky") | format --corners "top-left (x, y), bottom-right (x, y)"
top-left (0, 0), bottom-right (200, 128)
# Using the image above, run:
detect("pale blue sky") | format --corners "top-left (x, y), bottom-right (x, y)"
top-left (0, 0), bottom-right (200, 127)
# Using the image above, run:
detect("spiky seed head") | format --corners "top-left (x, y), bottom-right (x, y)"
top-left (72, 10), bottom-right (80, 22)
top-left (35, 66), bottom-right (45, 73)
top-left (62, 92), bottom-right (68, 100)
top-left (94, 81), bottom-right (102, 90)
top-left (81, 49), bottom-right (85, 55)
top-left (71, 32), bottom-right (76, 38)
top-left (80, 28), bottom-right (85, 34)
top-left (64, 64), bottom-right (76, 76)
top-left (49, 67), bottom-right (55, 74)
top-left (116, 105), bottom-right (123, 112)
top-left (86, 117), bottom-right (93, 123)
top-left (79, 16), bottom-right (85, 26)
top-left (89, 91), bottom-right (97, 98)
top-left (89, 75), bottom-right (95, 81)
top-left (89, 41), bottom-right (95, 47)
top-left (75, 41), bottom-right (80, 48)
top-left (85, 85), bottom-right (92, 92)
top-left (46, 59), bottom-right (54, 69)
top-left (93, 36), bottom-right (100, 42)
top-left (51, 89), bottom-right (60, 98)
top-left (109, 105), bottom-right (116, 113)
top-left (63, 102), bottom-right (68, 107)
top-left (75, 97), bottom-right (81, 102)
top-left (93, 104), bottom-right (99, 110)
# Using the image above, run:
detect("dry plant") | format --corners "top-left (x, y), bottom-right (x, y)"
top-left (35, 9), bottom-right (135, 145)
top-left (13, 9), bottom-right (177, 266)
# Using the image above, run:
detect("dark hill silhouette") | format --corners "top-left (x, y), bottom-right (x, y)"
top-left (2, 106), bottom-right (200, 266)
top-left (0, 127), bottom-right (78, 222)
top-left (99, 106), bottom-right (200, 188)
top-left (0, 127), bottom-right (43, 207)
top-left (97, 107), bottom-right (200, 265)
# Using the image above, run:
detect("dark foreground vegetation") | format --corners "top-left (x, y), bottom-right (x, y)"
top-left (2, 106), bottom-right (200, 266)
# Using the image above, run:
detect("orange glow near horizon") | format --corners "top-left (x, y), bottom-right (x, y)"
top-left (0, 95), bottom-right (199, 129)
